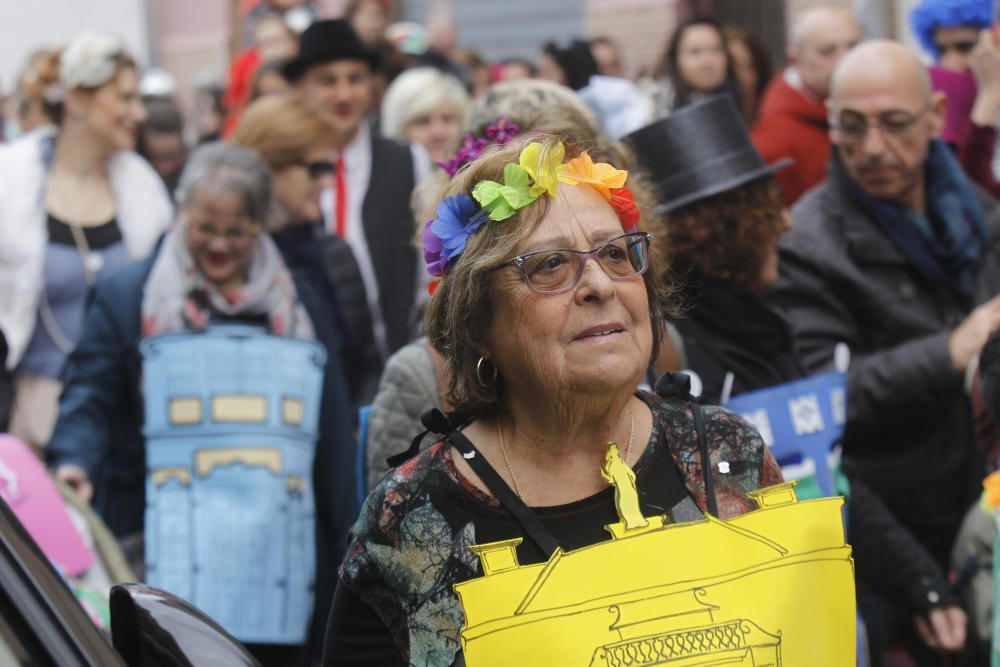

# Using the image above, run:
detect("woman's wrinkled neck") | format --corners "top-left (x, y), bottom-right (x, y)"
top-left (51, 123), bottom-right (113, 177)
top-left (500, 388), bottom-right (638, 462)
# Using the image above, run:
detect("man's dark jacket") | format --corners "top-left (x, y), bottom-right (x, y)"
top-left (767, 166), bottom-right (1000, 565)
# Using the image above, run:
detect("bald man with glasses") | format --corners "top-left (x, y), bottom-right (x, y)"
top-left (767, 40), bottom-right (1000, 660)
top-left (770, 33), bottom-right (1000, 592)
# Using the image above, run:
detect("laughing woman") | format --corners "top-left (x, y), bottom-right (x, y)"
top-left (46, 143), bottom-right (358, 666)
top-left (322, 135), bottom-right (782, 666)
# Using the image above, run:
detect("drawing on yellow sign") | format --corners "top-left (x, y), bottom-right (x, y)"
top-left (454, 443), bottom-right (856, 666)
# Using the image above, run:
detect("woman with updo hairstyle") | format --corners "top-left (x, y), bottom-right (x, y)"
top-left (0, 32), bottom-right (172, 451)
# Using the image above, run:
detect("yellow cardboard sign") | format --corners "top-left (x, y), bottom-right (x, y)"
top-left (454, 444), bottom-right (855, 665)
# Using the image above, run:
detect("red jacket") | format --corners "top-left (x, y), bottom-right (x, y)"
top-left (751, 72), bottom-right (830, 207)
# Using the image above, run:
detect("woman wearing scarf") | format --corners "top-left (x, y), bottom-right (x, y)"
top-left (46, 143), bottom-right (358, 666)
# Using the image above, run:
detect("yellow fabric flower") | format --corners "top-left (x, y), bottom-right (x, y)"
top-left (561, 153), bottom-right (628, 201)
top-left (984, 471), bottom-right (1000, 510)
top-left (519, 142), bottom-right (567, 198)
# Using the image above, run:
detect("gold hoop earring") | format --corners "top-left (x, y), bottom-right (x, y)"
top-left (476, 356), bottom-right (498, 388)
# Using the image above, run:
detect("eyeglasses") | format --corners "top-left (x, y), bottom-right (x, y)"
top-left (829, 106), bottom-right (930, 144)
top-left (935, 39), bottom-right (977, 56)
top-left (300, 159), bottom-right (335, 179)
top-left (186, 219), bottom-right (261, 242)
top-left (494, 232), bottom-right (652, 294)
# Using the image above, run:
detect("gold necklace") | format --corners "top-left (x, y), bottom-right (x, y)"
top-left (496, 410), bottom-right (636, 502)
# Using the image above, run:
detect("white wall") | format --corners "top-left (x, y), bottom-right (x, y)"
top-left (0, 0), bottom-right (151, 94)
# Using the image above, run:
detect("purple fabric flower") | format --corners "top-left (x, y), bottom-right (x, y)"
top-left (436, 135), bottom-right (489, 177)
top-left (485, 115), bottom-right (520, 145)
top-left (422, 193), bottom-right (484, 276)
top-left (422, 219), bottom-right (448, 276)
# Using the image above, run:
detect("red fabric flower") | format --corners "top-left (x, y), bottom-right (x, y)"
top-left (610, 186), bottom-right (640, 231)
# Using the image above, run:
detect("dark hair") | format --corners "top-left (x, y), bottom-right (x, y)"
top-left (142, 99), bottom-right (184, 136)
top-left (658, 175), bottom-right (784, 293)
top-left (724, 26), bottom-right (773, 116)
top-left (658, 16), bottom-right (738, 110)
top-left (501, 57), bottom-right (537, 77)
top-left (542, 39), bottom-right (599, 91)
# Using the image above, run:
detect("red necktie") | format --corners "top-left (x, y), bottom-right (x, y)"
top-left (335, 156), bottom-right (347, 237)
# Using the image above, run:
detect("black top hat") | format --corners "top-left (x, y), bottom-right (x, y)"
top-left (282, 19), bottom-right (378, 81)
top-left (624, 95), bottom-right (791, 214)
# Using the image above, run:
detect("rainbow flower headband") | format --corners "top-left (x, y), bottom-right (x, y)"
top-left (423, 141), bottom-right (640, 291)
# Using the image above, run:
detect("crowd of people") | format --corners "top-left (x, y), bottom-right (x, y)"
top-left (4, 0), bottom-right (1000, 665)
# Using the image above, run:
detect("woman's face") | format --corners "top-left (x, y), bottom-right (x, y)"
top-left (487, 185), bottom-right (652, 402)
top-left (755, 208), bottom-right (792, 292)
top-left (405, 103), bottom-right (463, 162)
top-left (273, 145), bottom-right (333, 222)
top-left (676, 25), bottom-right (727, 93)
top-left (183, 188), bottom-right (259, 295)
top-left (72, 67), bottom-right (146, 152)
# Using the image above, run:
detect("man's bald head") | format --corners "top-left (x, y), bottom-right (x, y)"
top-left (830, 40), bottom-right (932, 104)
top-left (788, 6), bottom-right (862, 99)
top-left (828, 40), bottom-right (945, 211)
top-left (790, 6), bottom-right (859, 49)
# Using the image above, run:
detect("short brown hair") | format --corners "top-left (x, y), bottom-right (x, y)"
top-left (231, 95), bottom-right (336, 170)
top-left (423, 134), bottom-right (672, 417)
top-left (658, 175), bottom-right (784, 292)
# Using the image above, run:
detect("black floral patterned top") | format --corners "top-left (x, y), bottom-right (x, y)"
top-left (327, 391), bottom-right (782, 666)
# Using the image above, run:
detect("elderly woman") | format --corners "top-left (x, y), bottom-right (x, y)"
top-left (323, 134), bottom-right (782, 665)
top-left (46, 143), bottom-right (358, 666)
top-left (364, 78), bottom-right (666, 490)
top-left (232, 95), bottom-right (383, 407)
top-left (380, 67), bottom-right (470, 163)
top-left (0, 32), bottom-right (171, 451)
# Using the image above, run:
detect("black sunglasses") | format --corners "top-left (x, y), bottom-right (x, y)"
top-left (935, 40), bottom-right (977, 56)
top-left (301, 160), bottom-right (335, 179)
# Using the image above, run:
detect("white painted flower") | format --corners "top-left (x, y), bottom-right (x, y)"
top-left (60, 32), bottom-right (123, 90)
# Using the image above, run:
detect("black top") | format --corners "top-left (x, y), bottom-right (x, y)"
top-left (323, 401), bottom-right (693, 666)
top-left (47, 214), bottom-right (122, 249)
top-left (674, 276), bottom-right (804, 403)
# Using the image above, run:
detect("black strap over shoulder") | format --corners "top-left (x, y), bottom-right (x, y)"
top-left (386, 408), bottom-right (470, 468)
top-left (654, 372), bottom-right (719, 518)
top-left (389, 408), bottom-right (560, 558)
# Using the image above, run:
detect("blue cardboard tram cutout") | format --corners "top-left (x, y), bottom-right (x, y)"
top-left (724, 370), bottom-right (847, 498)
top-left (141, 325), bottom-right (326, 645)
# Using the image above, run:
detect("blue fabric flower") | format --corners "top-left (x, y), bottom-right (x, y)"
top-left (422, 193), bottom-right (485, 276)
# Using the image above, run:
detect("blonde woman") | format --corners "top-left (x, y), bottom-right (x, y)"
top-left (0, 33), bottom-right (171, 450)
top-left (232, 95), bottom-right (382, 407)
top-left (380, 67), bottom-right (470, 163)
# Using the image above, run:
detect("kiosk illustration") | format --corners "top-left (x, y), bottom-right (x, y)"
top-left (454, 444), bottom-right (855, 666)
top-left (141, 325), bottom-right (326, 645)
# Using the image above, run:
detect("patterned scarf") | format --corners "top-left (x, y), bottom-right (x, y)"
top-left (141, 226), bottom-right (314, 340)
top-left (837, 139), bottom-right (988, 303)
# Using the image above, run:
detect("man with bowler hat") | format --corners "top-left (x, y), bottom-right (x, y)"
top-left (768, 41), bottom-right (1000, 591)
top-left (284, 19), bottom-right (429, 359)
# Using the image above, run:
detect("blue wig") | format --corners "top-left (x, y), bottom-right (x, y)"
top-left (911, 0), bottom-right (992, 56)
